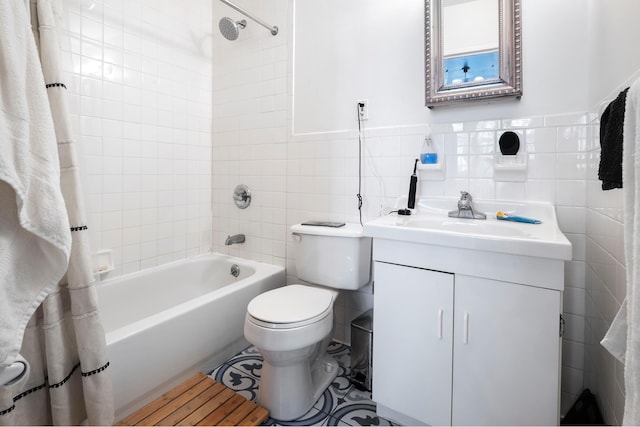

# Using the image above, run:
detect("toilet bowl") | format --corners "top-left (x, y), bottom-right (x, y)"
top-left (244, 285), bottom-right (339, 420)
top-left (243, 223), bottom-right (371, 421)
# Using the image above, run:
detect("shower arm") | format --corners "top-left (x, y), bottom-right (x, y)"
top-left (218, 0), bottom-right (278, 36)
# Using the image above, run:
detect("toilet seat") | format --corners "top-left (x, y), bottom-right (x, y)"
top-left (247, 284), bottom-right (334, 329)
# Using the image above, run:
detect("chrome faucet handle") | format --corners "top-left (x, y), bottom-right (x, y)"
top-left (458, 191), bottom-right (473, 210)
top-left (232, 184), bottom-right (251, 209)
top-left (449, 190), bottom-right (486, 219)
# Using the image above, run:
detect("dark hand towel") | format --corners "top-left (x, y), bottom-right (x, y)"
top-left (599, 87), bottom-right (629, 190)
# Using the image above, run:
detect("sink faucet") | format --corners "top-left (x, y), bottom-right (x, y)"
top-left (448, 191), bottom-right (486, 220)
top-left (225, 234), bottom-right (245, 245)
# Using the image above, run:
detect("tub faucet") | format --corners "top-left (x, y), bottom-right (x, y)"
top-left (448, 191), bottom-right (486, 220)
top-left (225, 234), bottom-right (245, 245)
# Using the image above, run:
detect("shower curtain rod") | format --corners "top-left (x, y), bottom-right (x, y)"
top-left (218, 0), bottom-right (278, 36)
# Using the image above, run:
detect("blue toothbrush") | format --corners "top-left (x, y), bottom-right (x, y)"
top-left (496, 211), bottom-right (542, 224)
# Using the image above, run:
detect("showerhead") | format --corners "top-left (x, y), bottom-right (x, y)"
top-left (219, 17), bottom-right (246, 41)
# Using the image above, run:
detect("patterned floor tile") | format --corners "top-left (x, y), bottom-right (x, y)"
top-left (327, 342), bottom-right (352, 376)
top-left (209, 364), bottom-right (259, 401)
top-left (264, 403), bottom-right (331, 426)
top-left (221, 348), bottom-right (264, 378)
top-left (207, 342), bottom-right (394, 427)
top-left (312, 366), bottom-right (352, 413)
top-left (325, 401), bottom-right (395, 426)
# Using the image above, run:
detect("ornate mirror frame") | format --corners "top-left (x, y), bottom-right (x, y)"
top-left (425, 0), bottom-right (522, 108)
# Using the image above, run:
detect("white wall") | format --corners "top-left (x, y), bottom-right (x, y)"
top-left (293, 0), bottom-right (427, 133)
top-left (293, 0), bottom-right (591, 132)
top-left (587, 0), bottom-right (640, 109)
top-left (443, 0), bottom-right (498, 56)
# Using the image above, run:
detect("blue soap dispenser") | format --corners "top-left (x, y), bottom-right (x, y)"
top-left (420, 135), bottom-right (438, 164)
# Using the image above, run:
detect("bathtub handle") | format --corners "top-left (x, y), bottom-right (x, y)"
top-left (292, 232), bottom-right (302, 242)
top-left (233, 184), bottom-right (251, 209)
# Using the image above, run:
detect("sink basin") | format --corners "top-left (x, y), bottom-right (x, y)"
top-left (364, 197), bottom-right (572, 260)
top-left (404, 217), bottom-right (527, 237)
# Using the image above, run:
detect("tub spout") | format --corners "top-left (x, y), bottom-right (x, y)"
top-left (225, 234), bottom-right (245, 245)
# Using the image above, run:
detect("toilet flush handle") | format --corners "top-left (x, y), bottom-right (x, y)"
top-left (292, 232), bottom-right (302, 242)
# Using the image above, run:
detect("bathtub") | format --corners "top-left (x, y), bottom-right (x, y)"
top-left (97, 253), bottom-right (284, 420)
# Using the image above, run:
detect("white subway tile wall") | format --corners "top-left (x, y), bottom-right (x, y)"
top-left (211, 0), bottom-right (289, 268)
top-left (584, 117), bottom-right (625, 424)
top-left (63, 0), bottom-right (214, 277)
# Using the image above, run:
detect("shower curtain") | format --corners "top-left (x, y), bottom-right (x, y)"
top-left (621, 77), bottom-right (640, 425)
top-left (0, 0), bottom-right (114, 425)
top-left (601, 78), bottom-right (640, 424)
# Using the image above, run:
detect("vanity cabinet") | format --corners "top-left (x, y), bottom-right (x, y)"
top-left (371, 240), bottom-right (563, 426)
top-left (373, 262), bottom-right (454, 426)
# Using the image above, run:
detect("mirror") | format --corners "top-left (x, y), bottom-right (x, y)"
top-left (425, 0), bottom-right (522, 107)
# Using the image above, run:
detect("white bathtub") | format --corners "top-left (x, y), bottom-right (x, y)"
top-left (97, 253), bottom-right (284, 420)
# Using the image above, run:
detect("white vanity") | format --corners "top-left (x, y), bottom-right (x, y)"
top-left (364, 196), bottom-right (572, 426)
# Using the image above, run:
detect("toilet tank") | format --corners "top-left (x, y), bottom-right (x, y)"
top-left (290, 223), bottom-right (372, 290)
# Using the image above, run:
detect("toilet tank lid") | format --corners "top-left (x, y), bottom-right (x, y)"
top-left (291, 222), bottom-right (364, 238)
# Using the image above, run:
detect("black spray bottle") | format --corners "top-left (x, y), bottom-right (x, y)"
top-left (399, 159), bottom-right (419, 215)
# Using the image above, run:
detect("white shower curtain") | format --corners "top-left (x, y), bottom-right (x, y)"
top-left (621, 76), bottom-right (640, 425)
top-left (601, 78), bottom-right (640, 424)
top-left (0, 0), bottom-right (114, 425)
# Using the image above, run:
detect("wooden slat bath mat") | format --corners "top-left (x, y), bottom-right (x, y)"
top-left (116, 373), bottom-right (269, 426)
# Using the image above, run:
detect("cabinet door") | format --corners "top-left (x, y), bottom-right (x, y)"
top-left (452, 275), bottom-right (561, 426)
top-left (372, 261), bottom-right (454, 426)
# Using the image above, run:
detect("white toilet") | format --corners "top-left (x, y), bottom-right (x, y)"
top-left (243, 222), bottom-right (372, 421)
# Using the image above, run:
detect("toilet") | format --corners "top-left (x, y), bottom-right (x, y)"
top-left (243, 222), bottom-right (372, 421)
